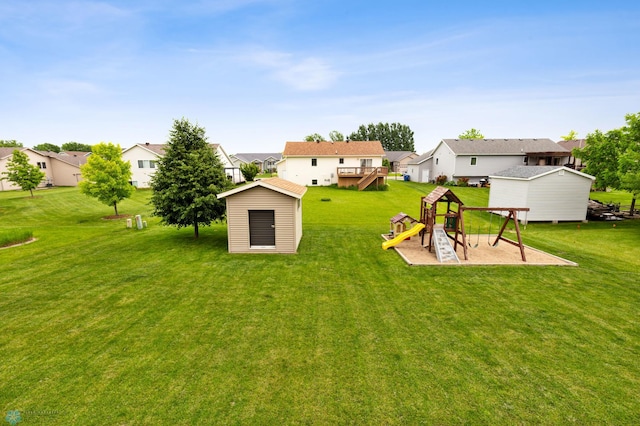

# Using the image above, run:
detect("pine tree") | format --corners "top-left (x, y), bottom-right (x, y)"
top-left (150, 118), bottom-right (233, 237)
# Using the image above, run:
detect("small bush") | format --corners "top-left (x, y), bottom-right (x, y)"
top-left (435, 175), bottom-right (448, 185)
top-left (457, 177), bottom-right (469, 187)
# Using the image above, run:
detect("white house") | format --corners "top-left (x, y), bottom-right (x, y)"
top-left (406, 150), bottom-right (434, 183)
top-left (230, 153), bottom-right (282, 173)
top-left (384, 151), bottom-right (418, 174)
top-left (488, 166), bottom-right (595, 222)
top-left (0, 147), bottom-right (85, 191)
top-left (122, 142), bottom-right (241, 188)
top-left (276, 141), bottom-right (387, 189)
top-left (407, 139), bottom-right (570, 185)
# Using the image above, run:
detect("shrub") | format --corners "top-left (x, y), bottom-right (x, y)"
top-left (435, 175), bottom-right (448, 185)
top-left (457, 177), bottom-right (469, 187)
top-left (0, 229), bottom-right (33, 248)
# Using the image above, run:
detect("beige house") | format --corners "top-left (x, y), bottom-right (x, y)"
top-left (0, 148), bottom-right (86, 191)
top-left (217, 177), bottom-right (307, 253)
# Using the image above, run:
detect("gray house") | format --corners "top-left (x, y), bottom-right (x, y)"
top-left (217, 177), bottom-right (307, 253)
top-left (489, 166), bottom-right (595, 222)
top-left (407, 139), bottom-right (570, 185)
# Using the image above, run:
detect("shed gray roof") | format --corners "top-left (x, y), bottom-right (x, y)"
top-left (442, 138), bottom-right (569, 155)
top-left (490, 165), bottom-right (595, 180)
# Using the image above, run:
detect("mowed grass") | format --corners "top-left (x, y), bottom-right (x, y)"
top-left (1, 183), bottom-right (639, 424)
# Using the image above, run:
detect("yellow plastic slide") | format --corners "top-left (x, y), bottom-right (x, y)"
top-left (382, 223), bottom-right (425, 250)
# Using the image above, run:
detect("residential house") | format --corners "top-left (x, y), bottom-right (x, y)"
top-left (407, 138), bottom-right (570, 185)
top-left (0, 148), bottom-right (85, 191)
top-left (406, 150), bottom-right (435, 183)
top-left (230, 153), bottom-right (283, 173)
top-left (557, 139), bottom-right (586, 170)
top-left (384, 151), bottom-right (418, 174)
top-left (122, 142), bottom-right (241, 188)
top-left (489, 166), bottom-right (595, 222)
top-left (276, 141), bottom-right (387, 189)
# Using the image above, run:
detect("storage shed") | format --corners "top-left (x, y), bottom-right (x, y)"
top-left (489, 166), bottom-right (595, 222)
top-left (217, 177), bottom-right (307, 253)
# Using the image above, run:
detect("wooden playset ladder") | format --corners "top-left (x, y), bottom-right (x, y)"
top-left (432, 228), bottom-right (460, 263)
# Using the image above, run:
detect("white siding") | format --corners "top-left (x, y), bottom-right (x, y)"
top-left (431, 144), bottom-right (456, 181)
top-left (277, 155), bottom-right (383, 187)
top-left (225, 186), bottom-right (300, 253)
top-left (122, 146), bottom-right (160, 188)
top-left (456, 155), bottom-right (527, 184)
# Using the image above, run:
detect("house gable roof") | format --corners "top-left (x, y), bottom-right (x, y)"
top-left (442, 138), bottom-right (569, 155)
top-left (407, 150), bottom-right (434, 165)
top-left (232, 153), bottom-right (283, 163)
top-left (490, 165), bottom-right (595, 181)
top-left (384, 151), bottom-right (416, 162)
top-left (283, 141), bottom-right (385, 157)
top-left (217, 177), bottom-right (307, 200)
top-left (557, 139), bottom-right (586, 152)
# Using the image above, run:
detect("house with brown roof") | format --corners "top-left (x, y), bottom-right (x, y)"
top-left (122, 142), bottom-right (241, 188)
top-left (0, 147), bottom-right (85, 191)
top-left (407, 138), bottom-right (570, 185)
top-left (557, 139), bottom-right (586, 170)
top-left (276, 141), bottom-right (387, 190)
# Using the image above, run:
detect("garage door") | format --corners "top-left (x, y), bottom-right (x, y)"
top-left (249, 210), bottom-right (275, 246)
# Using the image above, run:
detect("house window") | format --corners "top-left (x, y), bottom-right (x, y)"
top-left (311, 158), bottom-right (317, 166)
top-left (137, 160), bottom-right (156, 168)
top-left (37, 162), bottom-right (46, 169)
top-left (436, 158), bottom-right (439, 165)
top-left (470, 157), bottom-right (477, 166)
top-left (339, 158), bottom-right (344, 164)
top-left (312, 179), bottom-right (318, 185)
top-left (360, 159), bottom-right (372, 168)
top-left (149, 160), bottom-right (156, 169)
top-left (523, 156), bottom-right (528, 165)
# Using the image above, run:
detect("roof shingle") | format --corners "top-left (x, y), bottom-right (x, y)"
top-left (283, 141), bottom-right (385, 156)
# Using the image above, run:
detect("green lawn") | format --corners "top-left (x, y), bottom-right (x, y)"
top-left (1, 182), bottom-right (639, 424)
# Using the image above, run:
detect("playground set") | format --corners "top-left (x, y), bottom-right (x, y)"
top-left (382, 186), bottom-right (530, 263)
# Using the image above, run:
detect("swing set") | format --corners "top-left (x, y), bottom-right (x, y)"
top-left (418, 186), bottom-right (530, 262)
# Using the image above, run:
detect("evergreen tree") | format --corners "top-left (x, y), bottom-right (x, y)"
top-left (79, 142), bottom-right (134, 215)
top-left (150, 118), bottom-right (233, 238)
top-left (2, 149), bottom-right (46, 197)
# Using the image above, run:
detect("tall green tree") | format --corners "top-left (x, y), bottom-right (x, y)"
top-left (2, 149), bottom-right (46, 197)
top-left (79, 142), bottom-right (134, 216)
top-left (575, 112), bottom-right (640, 212)
top-left (150, 118), bottom-right (233, 238)
top-left (329, 130), bottom-right (344, 141)
top-left (0, 140), bottom-right (23, 147)
top-left (33, 143), bottom-right (61, 153)
top-left (62, 141), bottom-right (92, 152)
top-left (458, 128), bottom-right (485, 139)
top-left (304, 133), bottom-right (325, 142)
top-left (348, 122), bottom-right (414, 151)
top-left (561, 130), bottom-right (578, 141)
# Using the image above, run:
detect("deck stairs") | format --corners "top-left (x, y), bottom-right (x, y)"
top-left (432, 228), bottom-right (460, 263)
top-left (357, 170), bottom-right (378, 191)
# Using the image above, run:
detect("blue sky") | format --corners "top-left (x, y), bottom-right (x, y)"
top-left (1, 0), bottom-right (639, 153)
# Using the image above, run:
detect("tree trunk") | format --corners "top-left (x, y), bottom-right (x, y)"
top-left (631, 197), bottom-right (636, 215)
top-left (194, 221), bottom-right (199, 238)
top-left (113, 201), bottom-right (118, 216)
top-left (29, 188), bottom-right (34, 198)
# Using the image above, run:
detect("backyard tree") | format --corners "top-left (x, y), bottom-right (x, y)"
top-left (561, 130), bottom-right (578, 141)
top-left (348, 122), bottom-right (414, 151)
top-left (33, 143), bottom-right (61, 153)
top-left (62, 141), bottom-right (92, 152)
top-left (0, 140), bottom-right (23, 147)
top-left (575, 112), bottom-right (640, 212)
top-left (150, 118), bottom-right (233, 238)
top-left (240, 162), bottom-right (260, 181)
top-left (79, 142), bottom-right (134, 216)
top-left (329, 130), bottom-right (344, 141)
top-left (2, 149), bottom-right (46, 197)
top-left (458, 128), bottom-right (484, 139)
top-left (304, 133), bottom-right (325, 142)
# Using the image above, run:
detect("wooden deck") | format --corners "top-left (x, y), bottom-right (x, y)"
top-left (337, 167), bottom-right (388, 190)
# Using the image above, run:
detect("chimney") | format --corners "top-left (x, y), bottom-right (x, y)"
top-left (145, 142), bottom-right (150, 146)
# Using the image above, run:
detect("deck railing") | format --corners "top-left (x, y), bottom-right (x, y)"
top-left (337, 167), bottom-right (388, 176)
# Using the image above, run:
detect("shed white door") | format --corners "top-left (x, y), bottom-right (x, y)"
top-left (249, 210), bottom-right (275, 246)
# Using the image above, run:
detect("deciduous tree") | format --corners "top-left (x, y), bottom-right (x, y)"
top-left (33, 143), bottom-right (61, 153)
top-left (348, 122), bottom-right (414, 151)
top-left (458, 128), bottom-right (484, 139)
top-left (561, 130), bottom-right (578, 141)
top-left (79, 142), bottom-right (134, 216)
top-left (0, 140), bottom-right (22, 147)
top-left (150, 118), bottom-right (233, 238)
top-left (2, 149), bottom-right (45, 197)
top-left (62, 141), bottom-right (92, 152)
top-left (304, 133), bottom-right (325, 142)
top-left (240, 162), bottom-right (260, 182)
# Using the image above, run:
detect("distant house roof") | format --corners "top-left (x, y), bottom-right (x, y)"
top-left (123, 143), bottom-right (222, 157)
top-left (231, 153), bottom-right (282, 163)
top-left (217, 177), bottom-right (307, 199)
top-left (283, 141), bottom-right (385, 157)
top-left (0, 147), bottom-right (25, 159)
top-left (557, 139), bottom-right (586, 152)
top-left (384, 151), bottom-right (416, 162)
top-left (490, 165), bottom-right (595, 180)
top-left (50, 151), bottom-right (91, 166)
top-left (407, 150), bottom-right (434, 165)
top-left (441, 138), bottom-right (569, 155)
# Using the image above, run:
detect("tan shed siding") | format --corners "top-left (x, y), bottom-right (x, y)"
top-left (526, 172), bottom-right (591, 221)
top-left (225, 186), bottom-right (297, 253)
